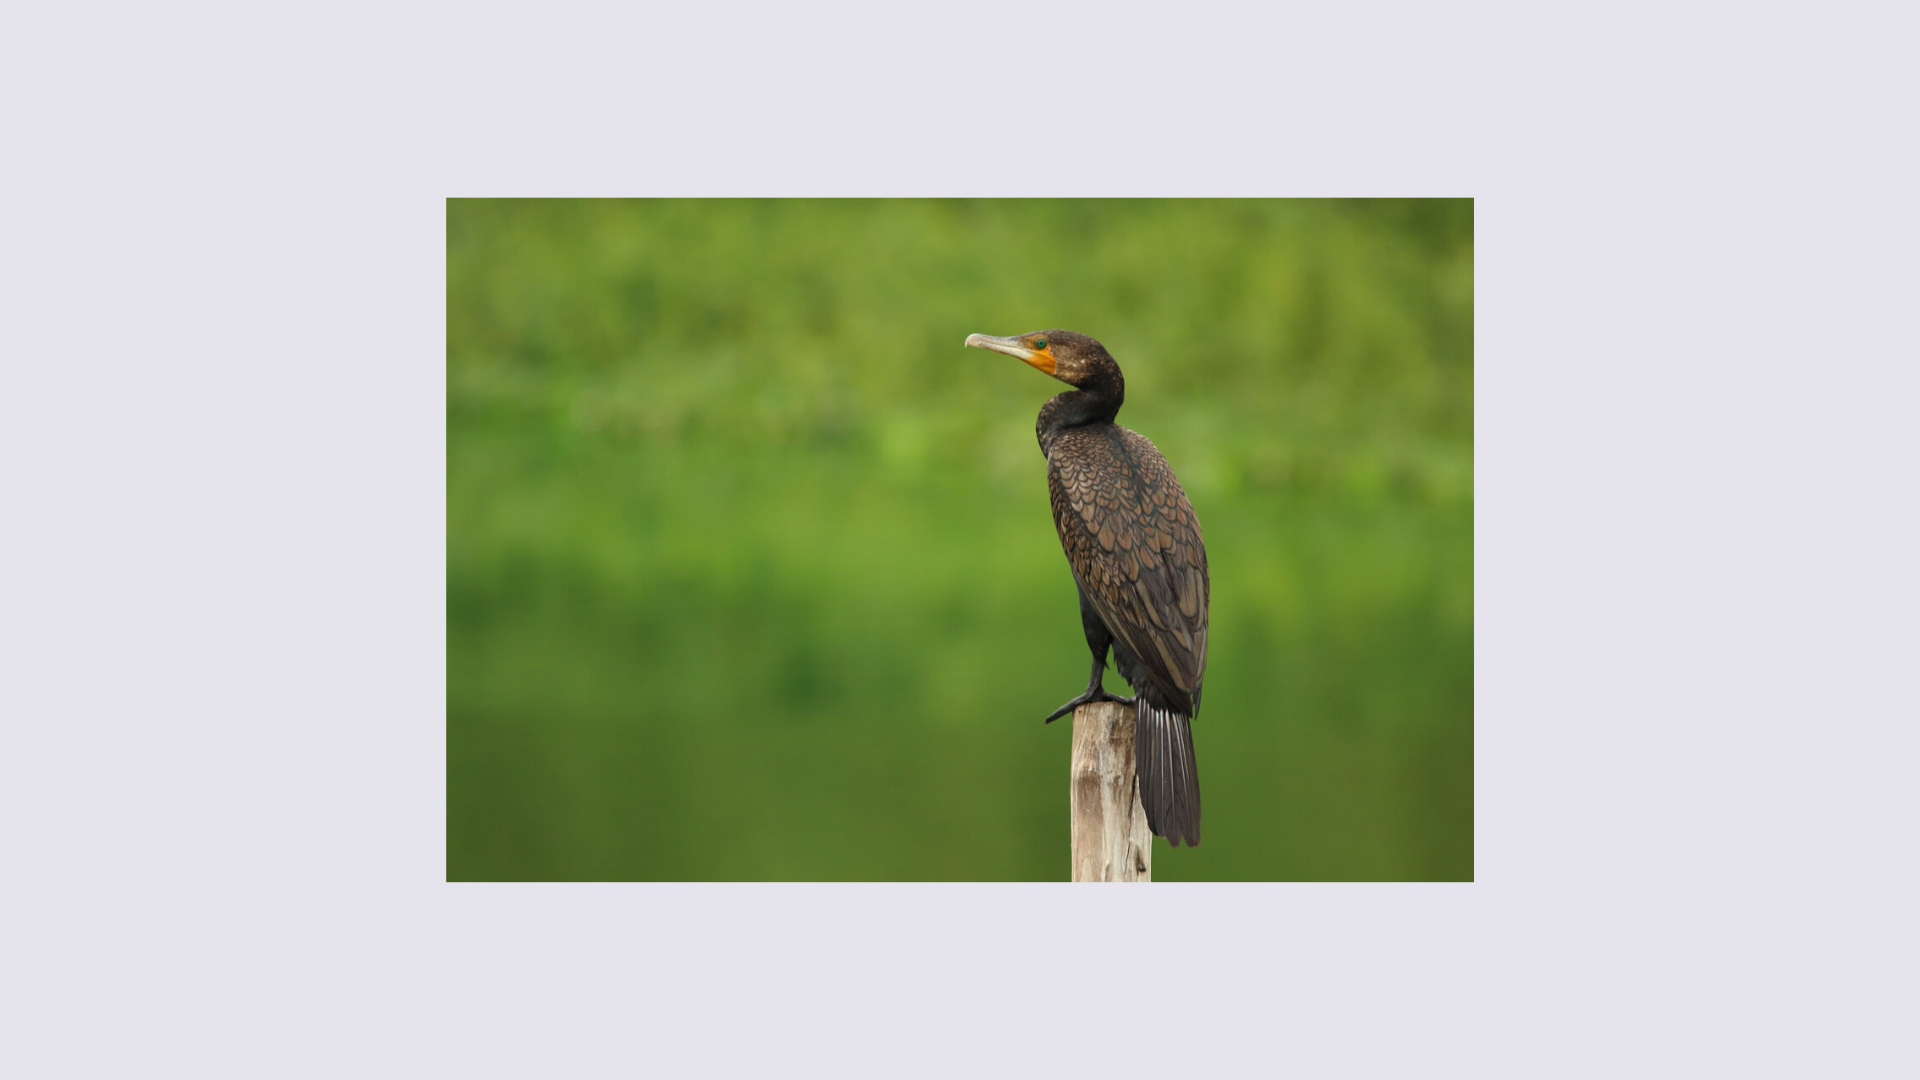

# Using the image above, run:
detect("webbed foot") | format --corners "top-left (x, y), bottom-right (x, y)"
top-left (1042, 688), bottom-right (1134, 724)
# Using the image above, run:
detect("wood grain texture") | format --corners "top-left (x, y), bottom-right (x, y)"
top-left (1070, 700), bottom-right (1153, 882)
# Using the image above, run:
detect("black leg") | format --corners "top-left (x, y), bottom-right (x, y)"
top-left (1042, 583), bottom-right (1135, 723)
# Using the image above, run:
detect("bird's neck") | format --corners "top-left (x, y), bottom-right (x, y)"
top-left (1036, 383), bottom-right (1123, 455)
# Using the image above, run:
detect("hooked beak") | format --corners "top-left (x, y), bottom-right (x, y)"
top-left (964, 333), bottom-right (1056, 376)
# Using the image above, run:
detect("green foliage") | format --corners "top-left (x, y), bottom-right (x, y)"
top-left (448, 198), bottom-right (1473, 880)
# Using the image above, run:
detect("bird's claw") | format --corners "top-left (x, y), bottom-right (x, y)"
top-left (1042, 690), bottom-right (1135, 724)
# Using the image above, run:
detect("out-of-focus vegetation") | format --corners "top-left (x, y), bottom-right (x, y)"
top-left (448, 199), bottom-right (1472, 880)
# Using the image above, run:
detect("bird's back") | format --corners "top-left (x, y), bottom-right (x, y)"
top-left (1046, 423), bottom-right (1210, 712)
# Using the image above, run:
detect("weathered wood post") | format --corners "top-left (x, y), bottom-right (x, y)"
top-left (1070, 700), bottom-right (1153, 882)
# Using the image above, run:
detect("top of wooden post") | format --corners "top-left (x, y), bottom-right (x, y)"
top-left (1070, 701), bottom-right (1152, 882)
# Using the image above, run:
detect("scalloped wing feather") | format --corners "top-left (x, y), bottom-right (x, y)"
top-left (1047, 426), bottom-right (1209, 711)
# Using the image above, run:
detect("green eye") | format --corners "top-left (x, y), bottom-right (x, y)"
top-left (1033, 337), bottom-right (1048, 350)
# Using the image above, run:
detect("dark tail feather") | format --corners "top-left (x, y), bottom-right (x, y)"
top-left (1135, 700), bottom-right (1201, 846)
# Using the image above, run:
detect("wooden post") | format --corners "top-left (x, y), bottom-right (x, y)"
top-left (1070, 701), bottom-right (1153, 882)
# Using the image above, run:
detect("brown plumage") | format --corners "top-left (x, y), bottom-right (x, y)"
top-left (964, 329), bottom-right (1210, 846)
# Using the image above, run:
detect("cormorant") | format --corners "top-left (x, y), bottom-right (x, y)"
top-left (965, 329), bottom-right (1210, 847)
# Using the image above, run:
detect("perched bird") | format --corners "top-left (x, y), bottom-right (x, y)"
top-left (965, 330), bottom-right (1210, 846)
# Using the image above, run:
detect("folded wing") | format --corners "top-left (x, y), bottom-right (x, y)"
top-left (1046, 426), bottom-right (1209, 712)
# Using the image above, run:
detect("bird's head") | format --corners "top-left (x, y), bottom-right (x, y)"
top-left (963, 329), bottom-right (1120, 390)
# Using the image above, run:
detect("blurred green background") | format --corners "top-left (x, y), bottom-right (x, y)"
top-left (447, 199), bottom-right (1473, 881)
